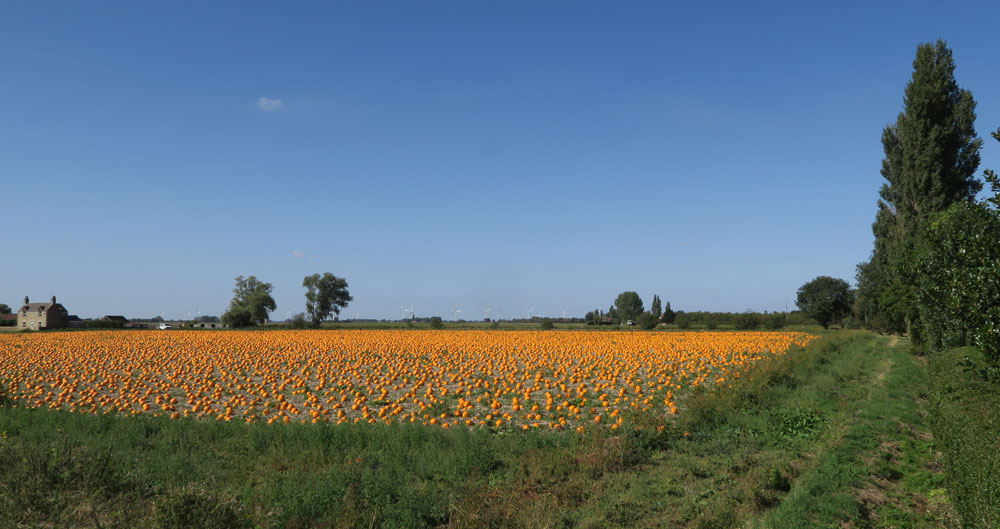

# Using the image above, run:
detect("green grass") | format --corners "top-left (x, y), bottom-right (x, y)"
top-left (929, 347), bottom-right (1000, 529)
top-left (0, 331), bottom-right (950, 528)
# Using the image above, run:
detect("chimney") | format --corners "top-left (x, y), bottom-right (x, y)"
top-left (24, 296), bottom-right (29, 305)
top-left (51, 296), bottom-right (56, 305)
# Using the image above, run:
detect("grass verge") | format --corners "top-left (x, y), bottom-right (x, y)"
top-left (929, 347), bottom-right (1000, 529)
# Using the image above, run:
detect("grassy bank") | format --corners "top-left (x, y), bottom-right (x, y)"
top-left (930, 347), bottom-right (1000, 528)
top-left (0, 332), bottom-right (947, 528)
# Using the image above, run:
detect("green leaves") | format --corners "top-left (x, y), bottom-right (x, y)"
top-left (221, 275), bottom-right (276, 327)
top-left (864, 40), bottom-right (984, 336)
top-left (796, 276), bottom-right (852, 329)
top-left (613, 292), bottom-right (643, 324)
top-left (302, 272), bottom-right (352, 327)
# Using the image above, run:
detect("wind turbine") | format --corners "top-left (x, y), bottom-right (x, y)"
top-left (401, 305), bottom-right (414, 320)
top-left (561, 308), bottom-right (568, 319)
top-left (482, 307), bottom-right (492, 321)
top-left (451, 309), bottom-right (462, 321)
top-left (495, 306), bottom-right (501, 321)
top-left (527, 306), bottom-right (535, 319)
top-left (286, 310), bottom-right (291, 321)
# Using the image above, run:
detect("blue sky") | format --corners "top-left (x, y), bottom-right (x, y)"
top-left (2, 1), bottom-right (999, 320)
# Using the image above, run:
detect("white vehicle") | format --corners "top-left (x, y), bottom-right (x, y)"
top-left (158, 323), bottom-right (172, 330)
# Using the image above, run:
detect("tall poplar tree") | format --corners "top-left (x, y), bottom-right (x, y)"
top-left (860, 39), bottom-right (982, 335)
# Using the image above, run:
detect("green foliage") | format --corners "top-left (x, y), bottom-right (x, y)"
top-left (539, 318), bottom-right (554, 330)
top-left (287, 312), bottom-right (309, 329)
top-left (613, 291), bottom-right (643, 323)
top-left (732, 311), bottom-right (762, 330)
top-left (864, 40), bottom-right (983, 335)
top-left (637, 312), bottom-right (658, 330)
top-left (650, 295), bottom-right (662, 319)
top-left (429, 316), bottom-right (443, 329)
top-left (915, 202), bottom-right (1000, 359)
top-left (772, 407), bottom-right (827, 439)
top-left (674, 312), bottom-right (690, 329)
top-left (221, 275), bottom-right (276, 327)
top-left (155, 483), bottom-right (251, 529)
top-left (220, 305), bottom-right (253, 328)
top-left (0, 304), bottom-right (10, 315)
top-left (763, 312), bottom-right (786, 330)
top-left (661, 301), bottom-right (676, 324)
top-left (796, 276), bottom-right (853, 329)
top-left (930, 347), bottom-right (1000, 528)
top-left (302, 272), bottom-right (352, 327)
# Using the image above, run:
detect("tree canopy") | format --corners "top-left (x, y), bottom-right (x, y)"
top-left (796, 276), bottom-right (853, 329)
top-left (0, 304), bottom-right (10, 315)
top-left (302, 272), bottom-right (352, 327)
top-left (859, 39), bottom-right (982, 336)
top-left (650, 295), bottom-right (662, 320)
top-left (614, 292), bottom-right (643, 323)
top-left (221, 275), bottom-right (276, 327)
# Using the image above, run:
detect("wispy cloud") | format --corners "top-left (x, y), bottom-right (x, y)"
top-left (256, 96), bottom-right (284, 111)
top-left (291, 250), bottom-right (305, 258)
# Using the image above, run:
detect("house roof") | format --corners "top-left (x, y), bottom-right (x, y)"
top-left (102, 315), bottom-right (128, 322)
top-left (20, 303), bottom-right (67, 313)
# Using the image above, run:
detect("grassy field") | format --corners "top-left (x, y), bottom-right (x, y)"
top-left (0, 331), bottom-right (953, 528)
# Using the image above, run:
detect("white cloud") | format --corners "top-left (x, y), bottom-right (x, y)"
top-left (292, 250), bottom-right (305, 258)
top-left (257, 97), bottom-right (284, 111)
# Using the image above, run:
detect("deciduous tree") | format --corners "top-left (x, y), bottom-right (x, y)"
top-left (796, 276), bottom-right (853, 329)
top-left (650, 295), bottom-right (662, 320)
top-left (865, 40), bottom-right (982, 336)
top-left (614, 292), bottom-right (643, 324)
top-left (302, 272), bottom-right (352, 327)
top-left (222, 275), bottom-right (276, 327)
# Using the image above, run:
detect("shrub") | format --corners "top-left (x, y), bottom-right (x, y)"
top-left (733, 311), bottom-right (762, 330)
top-left (916, 202), bottom-right (1000, 360)
top-left (763, 313), bottom-right (786, 330)
top-left (637, 312), bottom-right (658, 330)
top-left (539, 319), bottom-right (554, 330)
top-left (429, 316), bottom-right (443, 329)
top-left (288, 313), bottom-right (309, 329)
top-left (674, 313), bottom-right (690, 329)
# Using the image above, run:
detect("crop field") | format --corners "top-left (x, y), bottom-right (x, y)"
top-left (0, 330), bottom-right (813, 431)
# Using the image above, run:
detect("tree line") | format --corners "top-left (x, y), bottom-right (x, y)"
top-left (584, 291), bottom-right (804, 330)
top-left (849, 39), bottom-right (999, 359)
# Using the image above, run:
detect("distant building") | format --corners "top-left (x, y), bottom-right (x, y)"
top-left (102, 315), bottom-right (129, 325)
top-left (190, 321), bottom-right (225, 329)
top-left (17, 296), bottom-right (69, 330)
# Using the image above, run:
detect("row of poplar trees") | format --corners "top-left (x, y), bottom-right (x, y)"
top-left (856, 39), bottom-right (999, 354)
